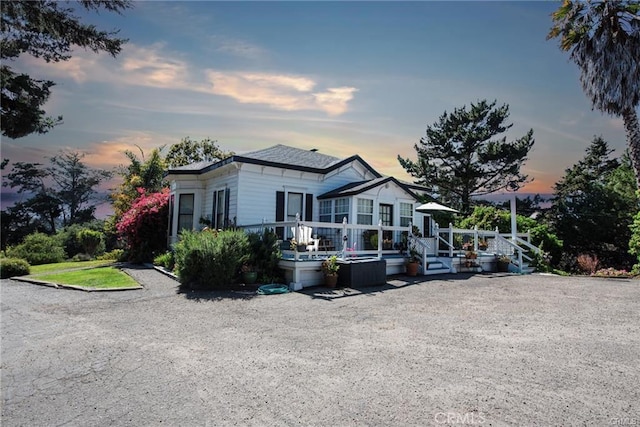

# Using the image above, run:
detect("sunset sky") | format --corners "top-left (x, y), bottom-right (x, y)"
top-left (1, 1), bottom-right (631, 205)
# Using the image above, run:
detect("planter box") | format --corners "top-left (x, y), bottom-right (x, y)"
top-left (337, 258), bottom-right (387, 288)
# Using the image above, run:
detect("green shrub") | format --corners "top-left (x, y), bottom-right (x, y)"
top-left (0, 258), bottom-right (31, 278)
top-left (97, 249), bottom-right (125, 261)
top-left (246, 229), bottom-right (283, 281)
top-left (58, 222), bottom-right (106, 258)
top-left (174, 229), bottom-right (250, 289)
top-left (153, 251), bottom-right (175, 271)
top-left (71, 253), bottom-right (94, 262)
top-left (6, 233), bottom-right (66, 265)
top-left (76, 229), bottom-right (105, 257)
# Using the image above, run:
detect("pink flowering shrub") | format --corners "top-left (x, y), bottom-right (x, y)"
top-left (116, 188), bottom-right (170, 262)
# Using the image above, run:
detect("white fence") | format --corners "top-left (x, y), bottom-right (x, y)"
top-left (240, 215), bottom-right (412, 261)
top-left (239, 217), bottom-right (541, 273)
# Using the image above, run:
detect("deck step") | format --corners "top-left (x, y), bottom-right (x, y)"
top-left (422, 268), bottom-right (452, 276)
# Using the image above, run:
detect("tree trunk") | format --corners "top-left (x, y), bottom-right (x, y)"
top-left (623, 108), bottom-right (640, 189)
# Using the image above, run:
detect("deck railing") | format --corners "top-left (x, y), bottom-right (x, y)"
top-left (433, 223), bottom-right (541, 273)
top-left (239, 215), bottom-right (412, 260)
top-left (239, 218), bottom-right (541, 273)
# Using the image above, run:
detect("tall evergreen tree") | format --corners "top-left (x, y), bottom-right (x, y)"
top-left (1, 0), bottom-right (132, 139)
top-left (550, 136), bottom-right (638, 269)
top-left (548, 0), bottom-right (640, 186)
top-left (398, 100), bottom-right (534, 214)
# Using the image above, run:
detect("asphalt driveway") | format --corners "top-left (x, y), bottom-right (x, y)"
top-left (2, 268), bottom-right (639, 426)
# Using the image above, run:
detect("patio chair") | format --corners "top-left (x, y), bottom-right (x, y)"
top-left (291, 225), bottom-right (320, 258)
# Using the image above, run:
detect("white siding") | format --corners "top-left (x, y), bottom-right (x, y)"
top-left (169, 158), bottom-right (428, 233)
top-left (235, 162), bottom-right (367, 225)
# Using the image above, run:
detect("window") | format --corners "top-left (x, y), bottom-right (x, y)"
top-left (400, 202), bottom-right (413, 227)
top-left (357, 198), bottom-right (373, 225)
top-left (379, 203), bottom-right (393, 226)
top-left (212, 189), bottom-right (227, 229)
top-left (334, 198), bottom-right (349, 223)
top-left (287, 192), bottom-right (303, 221)
top-left (178, 193), bottom-right (194, 233)
top-left (169, 194), bottom-right (175, 235)
top-left (319, 200), bottom-right (332, 223)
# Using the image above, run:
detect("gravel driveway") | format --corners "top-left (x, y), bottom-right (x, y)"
top-left (2, 267), bottom-right (639, 426)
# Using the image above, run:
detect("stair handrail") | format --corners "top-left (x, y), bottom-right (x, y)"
top-left (513, 236), bottom-right (541, 255)
top-left (408, 232), bottom-right (431, 274)
top-left (494, 233), bottom-right (532, 273)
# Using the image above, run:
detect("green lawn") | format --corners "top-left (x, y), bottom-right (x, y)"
top-left (29, 260), bottom-right (114, 275)
top-left (27, 261), bottom-right (140, 290)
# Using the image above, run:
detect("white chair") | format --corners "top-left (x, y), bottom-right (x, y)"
top-left (291, 225), bottom-right (320, 258)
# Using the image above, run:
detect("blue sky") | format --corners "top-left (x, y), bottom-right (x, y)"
top-left (1, 1), bottom-right (630, 199)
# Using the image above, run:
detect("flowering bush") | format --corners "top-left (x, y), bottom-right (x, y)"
top-left (116, 188), bottom-right (169, 262)
top-left (577, 253), bottom-right (599, 275)
top-left (593, 268), bottom-right (633, 278)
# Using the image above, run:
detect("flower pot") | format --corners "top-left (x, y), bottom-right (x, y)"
top-left (324, 274), bottom-right (338, 288)
top-left (406, 262), bottom-right (419, 277)
top-left (497, 261), bottom-right (510, 273)
top-left (242, 271), bottom-right (258, 284)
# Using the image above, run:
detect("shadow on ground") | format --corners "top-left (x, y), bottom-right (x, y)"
top-left (300, 272), bottom-right (506, 301)
top-left (176, 283), bottom-right (260, 301)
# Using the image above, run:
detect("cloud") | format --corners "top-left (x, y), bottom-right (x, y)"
top-left (212, 36), bottom-right (267, 60)
top-left (206, 70), bottom-right (357, 115)
top-left (13, 43), bottom-right (357, 116)
top-left (120, 45), bottom-right (189, 88)
top-left (313, 87), bottom-right (358, 116)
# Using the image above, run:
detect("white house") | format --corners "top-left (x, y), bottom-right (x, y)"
top-left (164, 144), bottom-right (540, 285)
top-left (164, 144), bottom-right (433, 246)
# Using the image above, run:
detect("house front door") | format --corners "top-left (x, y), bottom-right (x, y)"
top-left (379, 203), bottom-right (393, 247)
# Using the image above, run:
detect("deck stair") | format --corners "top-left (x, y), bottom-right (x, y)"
top-left (421, 256), bottom-right (451, 275)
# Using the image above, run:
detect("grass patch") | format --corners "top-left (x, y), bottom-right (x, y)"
top-left (34, 267), bottom-right (139, 289)
top-left (30, 260), bottom-right (114, 275)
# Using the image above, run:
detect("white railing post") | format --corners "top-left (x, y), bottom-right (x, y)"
top-left (518, 249), bottom-right (523, 274)
top-left (294, 213), bottom-right (301, 261)
top-left (434, 223), bottom-right (440, 256)
top-left (448, 223), bottom-right (454, 257)
top-left (377, 219), bottom-right (383, 259)
top-left (341, 217), bottom-right (348, 260)
top-left (422, 244), bottom-right (427, 274)
top-left (473, 225), bottom-right (479, 251)
top-left (408, 221), bottom-right (413, 257)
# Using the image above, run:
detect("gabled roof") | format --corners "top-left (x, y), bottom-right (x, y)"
top-left (317, 176), bottom-right (426, 201)
top-left (241, 144), bottom-right (341, 169)
top-left (166, 144), bottom-right (382, 177)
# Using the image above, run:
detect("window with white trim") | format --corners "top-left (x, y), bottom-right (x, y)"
top-left (400, 202), bottom-right (413, 227)
top-left (357, 198), bottom-right (373, 225)
top-left (178, 193), bottom-right (194, 233)
top-left (334, 198), bottom-right (349, 223)
top-left (287, 192), bottom-right (303, 221)
top-left (319, 200), bottom-right (332, 222)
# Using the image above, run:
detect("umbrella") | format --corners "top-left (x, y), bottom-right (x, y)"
top-left (415, 202), bottom-right (459, 213)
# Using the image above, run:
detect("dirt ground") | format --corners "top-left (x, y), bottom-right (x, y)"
top-left (2, 268), bottom-right (639, 426)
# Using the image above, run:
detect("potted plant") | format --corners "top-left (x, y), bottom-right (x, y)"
top-left (478, 239), bottom-right (488, 251)
top-left (465, 250), bottom-right (478, 259)
top-left (241, 263), bottom-right (258, 284)
top-left (405, 248), bottom-right (420, 277)
top-left (497, 255), bottom-right (511, 272)
top-left (321, 255), bottom-right (340, 288)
